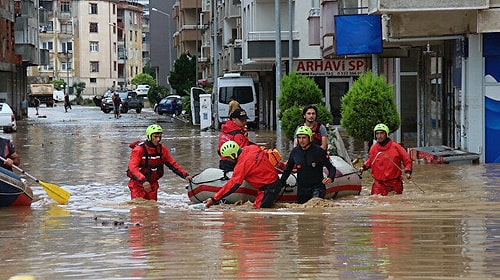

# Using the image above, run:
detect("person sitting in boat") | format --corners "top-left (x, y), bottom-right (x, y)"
top-left (0, 137), bottom-right (20, 171)
top-left (293, 105), bottom-right (328, 150)
top-left (358, 123), bottom-right (412, 196)
top-left (280, 126), bottom-right (336, 204)
top-left (204, 141), bottom-right (281, 209)
top-left (127, 124), bottom-right (192, 201)
top-left (217, 108), bottom-right (253, 172)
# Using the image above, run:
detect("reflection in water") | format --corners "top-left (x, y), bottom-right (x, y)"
top-left (2, 107), bottom-right (500, 278)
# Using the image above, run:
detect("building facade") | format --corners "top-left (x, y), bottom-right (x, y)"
top-left (176, 0), bottom-right (500, 163)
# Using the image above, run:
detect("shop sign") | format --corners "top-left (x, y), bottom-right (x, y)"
top-left (293, 59), bottom-right (368, 76)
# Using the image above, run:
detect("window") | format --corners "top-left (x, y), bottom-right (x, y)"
top-left (90, 78), bottom-right (97, 83)
top-left (61, 23), bottom-right (72, 34)
top-left (61, 1), bottom-right (70, 13)
top-left (89, 3), bottom-right (98, 14)
top-left (62, 42), bottom-right (72, 53)
top-left (90, 61), bottom-right (99, 73)
top-left (114, 61), bottom-right (117, 71)
top-left (47, 21), bottom-right (54, 32)
top-left (90, 41), bottom-right (99, 52)
top-left (89, 22), bottom-right (98, 33)
top-left (42, 41), bottom-right (53, 51)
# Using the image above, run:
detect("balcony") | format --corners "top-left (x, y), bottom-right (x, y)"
top-left (16, 44), bottom-right (38, 65)
top-left (179, 27), bottom-right (201, 42)
top-left (220, 45), bottom-right (242, 72)
top-left (368, 0), bottom-right (489, 14)
top-left (179, 0), bottom-right (202, 10)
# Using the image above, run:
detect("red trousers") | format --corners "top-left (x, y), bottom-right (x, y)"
top-left (371, 178), bottom-right (403, 196)
top-left (128, 180), bottom-right (160, 200)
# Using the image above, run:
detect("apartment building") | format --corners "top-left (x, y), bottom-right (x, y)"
top-left (31, 0), bottom-right (143, 98)
top-left (173, 0), bottom-right (500, 163)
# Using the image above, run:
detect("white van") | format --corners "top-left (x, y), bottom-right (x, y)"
top-left (215, 73), bottom-right (257, 127)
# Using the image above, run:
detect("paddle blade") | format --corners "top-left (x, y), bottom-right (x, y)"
top-left (39, 180), bottom-right (70, 204)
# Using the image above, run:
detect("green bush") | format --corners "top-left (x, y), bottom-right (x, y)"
top-left (278, 73), bottom-right (331, 140)
top-left (278, 72), bottom-right (323, 111)
top-left (340, 71), bottom-right (400, 142)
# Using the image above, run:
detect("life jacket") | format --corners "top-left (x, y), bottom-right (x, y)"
top-left (302, 122), bottom-right (323, 146)
top-left (127, 141), bottom-right (164, 182)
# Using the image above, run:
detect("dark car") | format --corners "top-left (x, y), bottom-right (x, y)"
top-left (156, 95), bottom-right (182, 115)
top-left (101, 91), bottom-right (144, 114)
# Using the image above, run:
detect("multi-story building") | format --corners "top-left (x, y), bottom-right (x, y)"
top-left (12, 0), bottom-right (47, 116)
top-left (31, 0), bottom-right (143, 98)
top-left (150, 0), bottom-right (176, 90)
top-left (173, 0), bottom-right (205, 86)
top-left (177, 0), bottom-right (500, 163)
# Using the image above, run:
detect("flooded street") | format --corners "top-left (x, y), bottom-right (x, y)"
top-left (1, 105), bottom-right (500, 279)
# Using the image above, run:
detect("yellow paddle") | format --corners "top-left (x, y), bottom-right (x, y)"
top-left (0, 156), bottom-right (70, 204)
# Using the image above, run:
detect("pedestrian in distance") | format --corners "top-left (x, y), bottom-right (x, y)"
top-left (358, 123), bottom-right (413, 196)
top-left (64, 93), bottom-right (72, 113)
top-left (0, 137), bottom-right (20, 171)
top-left (112, 92), bottom-right (121, 118)
top-left (217, 108), bottom-right (253, 172)
top-left (34, 97), bottom-right (40, 115)
top-left (127, 124), bottom-right (192, 201)
top-left (281, 126), bottom-right (336, 204)
top-left (293, 105), bottom-right (328, 150)
top-left (204, 141), bottom-right (281, 209)
top-left (21, 98), bottom-right (28, 117)
top-left (228, 96), bottom-right (240, 116)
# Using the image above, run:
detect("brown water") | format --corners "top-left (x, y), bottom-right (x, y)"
top-left (1, 106), bottom-right (500, 279)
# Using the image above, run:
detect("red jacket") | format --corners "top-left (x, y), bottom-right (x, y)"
top-left (127, 141), bottom-right (189, 184)
top-left (213, 145), bottom-right (278, 202)
top-left (217, 120), bottom-right (250, 159)
top-left (363, 139), bottom-right (412, 182)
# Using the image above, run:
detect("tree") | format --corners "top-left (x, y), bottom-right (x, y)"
top-left (142, 62), bottom-right (157, 81)
top-left (340, 71), bottom-right (400, 142)
top-left (130, 73), bottom-right (155, 87)
top-left (73, 82), bottom-right (86, 105)
top-left (147, 84), bottom-right (169, 105)
top-left (168, 53), bottom-right (196, 96)
top-left (278, 73), bottom-right (332, 139)
top-left (51, 79), bottom-right (66, 91)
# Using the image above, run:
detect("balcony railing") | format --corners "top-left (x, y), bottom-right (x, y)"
top-left (248, 31), bottom-right (299, 41)
top-left (368, 0), bottom-right (489, 13)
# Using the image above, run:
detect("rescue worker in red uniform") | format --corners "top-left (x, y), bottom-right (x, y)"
top-left (293, 105), bottom-right (328, 150)
top-left (217, 108), bottom-right (253, 171)
top-left (205, 141), bottom-right (281, 209)
top-left (359, 123), bottom-right (413, 196)
top-left (281, 126), bottom-right (336, 204)
top-left (127, 124), bottom-right (192, 200)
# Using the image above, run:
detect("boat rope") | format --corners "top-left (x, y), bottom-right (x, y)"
top-left (374, 151), bottom-right (425, 193)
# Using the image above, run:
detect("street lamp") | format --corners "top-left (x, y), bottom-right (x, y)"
top-left (151, 7), bottom-right (173, 91)
top-left (110, 23), bottom-right (127, 89)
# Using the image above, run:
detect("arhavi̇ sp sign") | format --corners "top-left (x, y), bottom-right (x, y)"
top-left (293, 59), bottom-right (368, 76)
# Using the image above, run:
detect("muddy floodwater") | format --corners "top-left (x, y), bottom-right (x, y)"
top-left (1, 106), bottom-right (500, 279)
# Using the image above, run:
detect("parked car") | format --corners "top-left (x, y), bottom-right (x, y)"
top-left (101, 91), bottom-right (144, 114)
top-left (0, 103), bottom-right (16, 133)
top-left (155, 95), bottom-right (182, 115)
top-left (135, 85), bottom-right (150, 97)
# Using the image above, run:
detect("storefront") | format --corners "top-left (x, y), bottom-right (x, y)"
top-left (292, 58), bottom-right (369, 125)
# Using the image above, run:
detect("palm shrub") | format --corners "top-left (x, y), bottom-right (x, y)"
top-left (279, 73), bottom-right (332, 139)
top-left (340, 71), bottom-right (400, 142)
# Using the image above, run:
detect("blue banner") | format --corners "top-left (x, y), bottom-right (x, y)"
top-left (334, 14), bottom-right (383, 55)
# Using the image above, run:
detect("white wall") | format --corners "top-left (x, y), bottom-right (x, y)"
top-left (464, 34), bottom-right (485, 161)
